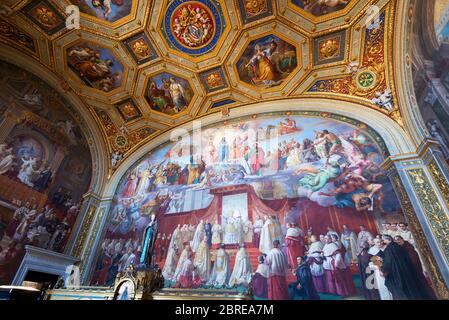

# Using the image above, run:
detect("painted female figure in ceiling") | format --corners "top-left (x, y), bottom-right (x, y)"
top-left (237, 35), bottom-right (297, 88)
top-left (66, 41), bottom-right (124, 92)
top-left (435, 0), bottom-right (449, 43)
top-left (0, 61), bottom-right (92, 285)
top-left (69, 0), bottom-right (133, 22)
top-left (171, 2), bottom-right (214, 48)
top-left (291, 0), bottom-right (351, 16)
top-left (144, 73), bottom-right (194, 115)
top-left (162, 0), bottom-right (225, 55)
top-left (91, 112), bottom-right (434, 300)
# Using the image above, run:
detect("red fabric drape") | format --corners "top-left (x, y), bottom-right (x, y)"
top-left (156, 195), bottom-right (221, 236)
top-left (154, 185), bottom-right (378, 239)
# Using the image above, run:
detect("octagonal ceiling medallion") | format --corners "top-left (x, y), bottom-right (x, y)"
top-left (235, 34), bottom-right (298, 89)
top-left (160, 0), bottom-right (226, 56)
top-left (22, 0), bottom-right (66, 35)
top-left (144, 72), bottom-right (195, 116)
top-left (66, 41), bottom-right (125, 92)
top-left (69, 0), bottom-right (135, 24)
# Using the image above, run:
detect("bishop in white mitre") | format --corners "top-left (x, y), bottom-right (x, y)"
top-left (259, 215), bottom-right (283, 254)
top-left (229, 244), bottom-right (253, 287)
top-left (172, 244), bottom-right (192, 282)
top-left (208, 244), bottom-right (230, 287)
top-left (64, 263), bottom-right (80, 289)
top-left (167, 224), bottom-right (182, 250)
top-left (243, 220), bottom-right (253, 243)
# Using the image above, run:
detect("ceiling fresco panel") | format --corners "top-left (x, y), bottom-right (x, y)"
top-left (160, 0), bottom-right (226, 56)
top-left (21, 0), bottom-right (66, 36)
top-left (235, 34), bottom-right (298, 88)
top-left (199, 66), bottom-right (229, 93)
top-left (0, 0), bottom-right (406, 173)
top-left (313, 29), bottom-right (347, 66)
top-left (227, 23), bottom-right (306, 99)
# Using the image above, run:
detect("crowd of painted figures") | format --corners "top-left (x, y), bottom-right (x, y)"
top-left (0, 193), bottom-right (82, 283)
top-left (94, 212), bottom-right (435, 300)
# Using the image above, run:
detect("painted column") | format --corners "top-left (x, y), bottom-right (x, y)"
top-left (0, 110), bottom-right (17, 143)
top-left (50, 145), bottom-right (68, 173)
top-left (79, 200), bottom-right (111, 285)
top-left (385, 140), bottom-right (449, 299)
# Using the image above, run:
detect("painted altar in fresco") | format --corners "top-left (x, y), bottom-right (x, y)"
top-left (0, 62), bottom-right (92, 286)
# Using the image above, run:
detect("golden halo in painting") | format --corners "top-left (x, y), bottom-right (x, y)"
top-left (170, 1), bottom-right (216, 49)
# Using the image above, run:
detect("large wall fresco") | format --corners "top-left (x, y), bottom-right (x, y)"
top-left (92, 112), bottom-right (433, 300)
top-left (0, 61), bottom-right (92, 285)
top-left (144, 72), bottom-right (194, 115)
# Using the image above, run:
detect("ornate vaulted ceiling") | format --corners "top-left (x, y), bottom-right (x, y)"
top-left (0, 0), bottom-right (401, 173)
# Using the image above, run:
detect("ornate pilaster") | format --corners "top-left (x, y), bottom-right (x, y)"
top-left (50, 145), bottom-right (68, 173)
top-left (80, 201), bottom-right (110, 285)
top-left (0, 110), bottom-right (17, 142)
top-left (385, 140), bottom-right (449, 299)
top-left (65, 193), bottom-right (112, 284)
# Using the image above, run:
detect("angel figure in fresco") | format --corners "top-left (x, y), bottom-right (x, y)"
top-left (313, 131), bottom-right (329, 159)
top-left (278, 118), bottom-right (300, 135)
top-left (244, 40), bottom-right (279, 87)
top-left (20, 89), bottom-right (43, 108)
top-left (68, 46), bottom-right (118, 92)
top-left (296, 155), bottom-right (343, 192)
top-left (147, 81), bottom-right (172, 112)
top-left (18, 157), bottom-right (38, 187)
top-left (318, 0), bottom-right (350, 10)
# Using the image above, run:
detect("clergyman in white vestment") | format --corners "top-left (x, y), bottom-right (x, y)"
top-left (229, 245), bottom-right (253, 287)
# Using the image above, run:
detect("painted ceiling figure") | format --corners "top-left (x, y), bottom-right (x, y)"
top-left (140, 214), bottom-right (158, 267)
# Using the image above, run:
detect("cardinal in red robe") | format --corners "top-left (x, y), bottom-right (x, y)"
top-left (265, 240), bottom-right (289, 300)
